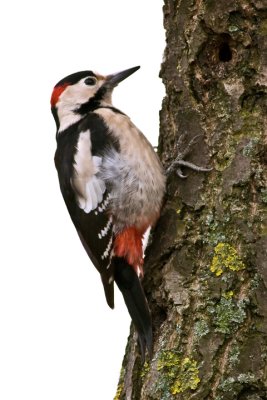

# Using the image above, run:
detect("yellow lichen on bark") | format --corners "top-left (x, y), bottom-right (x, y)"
top-left (210, 242), bottom-right (246, 276)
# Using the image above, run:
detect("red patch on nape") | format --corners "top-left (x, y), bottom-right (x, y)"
top-left (114, 226), bottom-right (145, 276)
top-left (50, 83), bottom-right (69, 107)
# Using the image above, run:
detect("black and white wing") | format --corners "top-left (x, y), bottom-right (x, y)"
top-left (55, 120), bottom-right (116, 308)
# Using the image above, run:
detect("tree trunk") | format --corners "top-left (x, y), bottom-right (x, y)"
top-left (115, 1), bottom-right (267, 399)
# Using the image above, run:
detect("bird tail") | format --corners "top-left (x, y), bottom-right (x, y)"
top-left (113, 257), bottom-right (152, 361)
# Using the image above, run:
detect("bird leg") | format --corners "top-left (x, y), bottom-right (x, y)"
top-left (166, 134), bottom-right (212, 178)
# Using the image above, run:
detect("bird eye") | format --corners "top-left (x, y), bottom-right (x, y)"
top-left (84, 77), bottom-right (97, 86)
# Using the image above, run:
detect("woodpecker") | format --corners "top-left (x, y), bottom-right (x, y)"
top-left (51, 66), bottom-right (166, 359)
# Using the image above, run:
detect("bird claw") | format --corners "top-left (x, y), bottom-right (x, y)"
top-left (176, 168), bottom-right (187, 179)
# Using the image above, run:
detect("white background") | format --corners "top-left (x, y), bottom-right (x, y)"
top-left (0, 1), bottom-right (165, 399)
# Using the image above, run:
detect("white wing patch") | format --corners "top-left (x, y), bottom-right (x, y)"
top-left (72, 130), bottom-right (106, 213)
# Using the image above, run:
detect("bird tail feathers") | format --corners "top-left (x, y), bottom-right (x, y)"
top-left (113, 257), bottom-right (152, 361)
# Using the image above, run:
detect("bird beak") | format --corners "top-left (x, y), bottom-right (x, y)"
top-left (106, 66), bottom-right (140, 88)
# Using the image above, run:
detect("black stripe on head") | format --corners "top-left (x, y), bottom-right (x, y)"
top-left (55, 71), bottom-right (97, 87)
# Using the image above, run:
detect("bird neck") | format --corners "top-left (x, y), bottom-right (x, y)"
top-left (57, 105), bottom-right (83, 133)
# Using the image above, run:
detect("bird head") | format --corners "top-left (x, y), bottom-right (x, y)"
top-left (51, 66), bottom-right (140, 132)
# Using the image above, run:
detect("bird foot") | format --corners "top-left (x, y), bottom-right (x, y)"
top-left (166, 134), bottom-right (212, 178)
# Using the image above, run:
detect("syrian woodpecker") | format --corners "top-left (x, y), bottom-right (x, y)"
top-left (51, 66), bottom-right (166, 359)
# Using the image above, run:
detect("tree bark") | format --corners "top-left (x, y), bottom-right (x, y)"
top-left (115, 1), bottom-right (267, 399)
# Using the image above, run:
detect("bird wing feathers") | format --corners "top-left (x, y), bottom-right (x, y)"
top-left (55, 125), bottom-right (115, 308)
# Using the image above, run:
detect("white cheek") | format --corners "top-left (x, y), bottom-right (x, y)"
top-left (56, 78), bottom-right (105, 132)
top-left (61, 83), bottom-right (97, 106)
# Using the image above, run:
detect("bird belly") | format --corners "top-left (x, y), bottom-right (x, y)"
top-left (99, 147), bottom-right (165, 232)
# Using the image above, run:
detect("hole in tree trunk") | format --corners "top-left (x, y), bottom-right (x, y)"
top-left (218, 42), bottom-right (232, 62)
